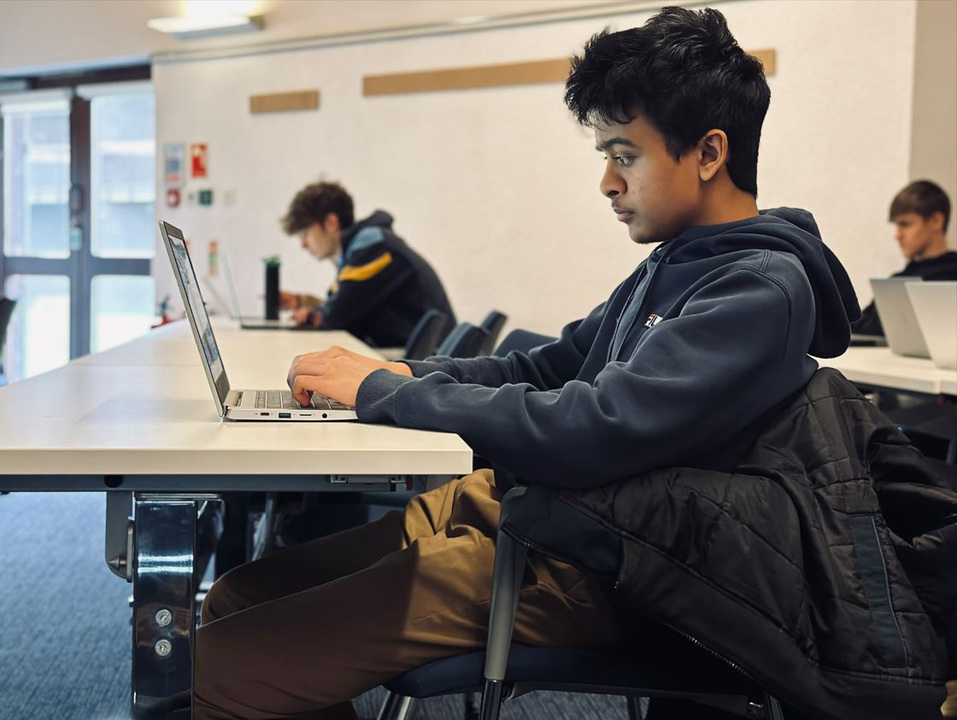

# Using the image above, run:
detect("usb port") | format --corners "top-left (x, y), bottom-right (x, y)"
top-left (260, 412), bottom-right (269, 416)
top-left (278, 412), bottom-right (291, 419)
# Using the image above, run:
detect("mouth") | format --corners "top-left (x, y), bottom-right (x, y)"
top-left (612, 207), bottom-right (634, 222)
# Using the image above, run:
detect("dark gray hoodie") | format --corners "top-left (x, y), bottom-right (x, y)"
top-left (357, 208), bottom-right (860, 489)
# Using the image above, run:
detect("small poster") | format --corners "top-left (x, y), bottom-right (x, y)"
top-left (191, 143), bottom-right (208, 179)
top-left (164, 143), bottom-right (185, 187)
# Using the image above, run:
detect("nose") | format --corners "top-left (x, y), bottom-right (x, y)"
top-left (600, 161), bottom-right (624, 199)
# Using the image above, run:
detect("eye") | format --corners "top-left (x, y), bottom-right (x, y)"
top-left (613, 154), bottom-right (635, 167)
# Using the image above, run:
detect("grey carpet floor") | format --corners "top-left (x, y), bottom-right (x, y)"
top-left (0, 492), bottom-right (628, 719)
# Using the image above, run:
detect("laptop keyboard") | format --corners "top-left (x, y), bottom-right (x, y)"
top-left (254, 390), bottom-right (350, 411)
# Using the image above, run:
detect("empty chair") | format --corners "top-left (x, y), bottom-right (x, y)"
top-left (435, 322), bottom-right (488, 359)
top-left (0, 298), bottom-right (16, 386)
top-left (492, 328), bottom-right (557, 357)
top-left (403, 309), bottom-right (449, 361)
top-left (477, 310), bottom-right (508, 356)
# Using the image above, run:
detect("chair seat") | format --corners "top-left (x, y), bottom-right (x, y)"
top-left (384, 646), bottom-right (759, 699)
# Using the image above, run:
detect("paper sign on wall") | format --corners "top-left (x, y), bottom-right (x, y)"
top-left (191, 143), bottom-right (208, 178)
top-left (164, 143), bottom-right (185, 187)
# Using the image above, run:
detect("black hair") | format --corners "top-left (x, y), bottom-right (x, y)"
top-left (889, 180), bottom-right (951, 233)
top-left (564, 6), bottom-right (770, 196)
top-left (281, 181), bottom-right (355, 234)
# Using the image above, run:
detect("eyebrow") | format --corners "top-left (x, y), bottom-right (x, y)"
top-left (595, 137), bottom-right (638, 152)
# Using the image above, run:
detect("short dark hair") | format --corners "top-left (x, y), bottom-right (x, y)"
top-left (564, 6), bottom-right (770, 196)
top-left (281, 181), bottom-right (355, 234)
top-left (889, 180), bottom-right (951, 232)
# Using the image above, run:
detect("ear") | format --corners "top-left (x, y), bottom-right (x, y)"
top-left (928, 211), bottom-right (945, 233)
top-left (323, 213), bottom-right (341, 233)
top-left (697, 129), bottom-right (729, 183)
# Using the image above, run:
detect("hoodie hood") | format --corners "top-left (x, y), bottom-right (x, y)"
top-left (666, 207), bottom-right (860, 358)
top-left (341, 210), bottom-right (394, 253)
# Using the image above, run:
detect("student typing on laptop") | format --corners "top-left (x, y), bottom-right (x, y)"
top-left (853, 180), bottom-right (957, 337)
top-left (278, 181), bottom-right (457, 347)
top-left (188, 10), bottom-right (929, 720)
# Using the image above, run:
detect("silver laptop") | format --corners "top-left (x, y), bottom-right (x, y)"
top-left (906, 281), bottom-right (957, 370)
top-left (221, 250), bottom-right (299, 330)
top-left (870, 277), bottom-right (930, 358)
top-left (159, 221), bottom-right (357, 422)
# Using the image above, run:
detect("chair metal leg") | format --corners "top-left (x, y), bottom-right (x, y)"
top-left (764, 694), bottom-right (786, 720)
top-left (478, 678), bottom-right (505, 720)
top-left (376, 692), bottom-right (416, 720)
top-left (626, 695), bottom-right (647, 720)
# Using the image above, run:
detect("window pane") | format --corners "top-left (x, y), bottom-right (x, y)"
top-left (2, 104), bottom-right (71, 258)
top-left (3, 275), bottom-right (70, 382)
top-left (90, 275), bottom-right (156, 353)
top-left (91, 92), bottom-right (156, 259)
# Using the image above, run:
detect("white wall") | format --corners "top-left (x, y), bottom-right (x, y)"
top-left (910, 0), bottom-right (957, 249)
top-left (151, 0), bottom-right (918, 334)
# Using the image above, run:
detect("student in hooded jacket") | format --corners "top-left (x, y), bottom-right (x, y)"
top-left (279, 181), bottom-right (456, 347)
top-left (193, 8), bottom-right (864, 720)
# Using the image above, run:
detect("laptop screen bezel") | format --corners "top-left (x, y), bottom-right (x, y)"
top-left (158, 220), bottom-right (231, 416)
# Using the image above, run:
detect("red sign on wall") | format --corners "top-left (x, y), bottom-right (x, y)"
top-left (190, 143), bottom-right (208, 178)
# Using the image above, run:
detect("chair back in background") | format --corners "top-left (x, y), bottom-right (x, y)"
top-left (493, 329), bottom-right (557, 357)
top-left (478, 310), bottom-right (508, 356)
top-left (403, 309), bottom-right (449, 361)
top-left (435, 322), bottom-right (488, 359)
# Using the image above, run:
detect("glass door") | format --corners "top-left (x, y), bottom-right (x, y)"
top-left (1, 98), bottom-right (73, 381)
top-left (1, 82), bottom-right (155, 382)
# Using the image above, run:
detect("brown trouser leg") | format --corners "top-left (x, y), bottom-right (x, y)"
top-left (194, 470), bottom-right (627, 719)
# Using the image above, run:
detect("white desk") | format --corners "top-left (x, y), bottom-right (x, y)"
top-left (817, 347), bottom-right (957, 397)
top-left (0, 320), bottom-right (471, 718)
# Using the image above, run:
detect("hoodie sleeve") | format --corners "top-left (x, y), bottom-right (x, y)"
top-left (356, 262), bottom-right (817, 488)
top-left (400, 301), bottom-right (607, 389)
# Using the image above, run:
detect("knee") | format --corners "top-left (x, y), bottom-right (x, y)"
top-left (200, 569), bottom-right (248, 625)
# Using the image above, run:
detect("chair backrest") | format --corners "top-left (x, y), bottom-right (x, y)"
top-left (403, 309), bottom-right (449, 361)
top-left (435, 322), bottom-right (489, 359)
top-left (0, 297), bottom-right (17, 379)
top-left (477, 310), bottom-right (508, 356)
top-left (493, 328), bottom-right (557, 357)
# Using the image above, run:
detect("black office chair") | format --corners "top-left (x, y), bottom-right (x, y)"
top-left (403, 309), bottom-right (450, 361)
top-left (0, 297), bottom-right (17, 387)
top-left (435, 322), bottom-right (489, 359)
top-left (378, 487), bottom-right (787, 720)
top-left (492, 329), bottom-right (557, 357)
top-left (477, 311), bottom-right (508, 357)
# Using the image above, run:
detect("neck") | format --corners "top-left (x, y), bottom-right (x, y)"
top-left (914, 236), bottom-right (950, 262)
top-left (695, 178), bottom-right (759, 227)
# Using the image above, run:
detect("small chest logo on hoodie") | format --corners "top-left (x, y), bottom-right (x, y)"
top-left (644, 314), bottom-right (663, 329)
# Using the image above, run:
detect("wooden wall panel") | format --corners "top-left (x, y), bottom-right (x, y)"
top-left (363, 49), bottom-right (776, 97)
top-left (249, 90), bottom-right (320, 114)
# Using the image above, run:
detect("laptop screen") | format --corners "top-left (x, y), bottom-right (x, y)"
top-left (160, 221), bottom-right (230, 409)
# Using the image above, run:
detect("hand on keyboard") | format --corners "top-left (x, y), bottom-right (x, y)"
top-left (287, 345), bottom-right (412, 409)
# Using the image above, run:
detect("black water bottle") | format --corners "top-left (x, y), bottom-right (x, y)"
top-left (264, 256), bottom-right (280, 320)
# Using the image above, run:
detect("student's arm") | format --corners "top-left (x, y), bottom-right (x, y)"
top-left (319, 247), bottom-right (415, 330)
top-left (355, 265), bottom-right (817, 489)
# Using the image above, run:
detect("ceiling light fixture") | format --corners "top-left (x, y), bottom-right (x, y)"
top-left (147, 13), bottom-right (264, 40)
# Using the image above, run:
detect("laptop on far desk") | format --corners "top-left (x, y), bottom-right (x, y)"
top-left (221, 250), bottom-right (300, 331)
top-left (159, 220), bottom-right (356, 422)
top-left (870, 277), bottom-right (930, 359)
top-left (906, 281), bottom-right (957, 371)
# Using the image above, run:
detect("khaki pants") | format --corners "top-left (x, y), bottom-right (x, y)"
top-left (194, 470), bottom-right (628, 719)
